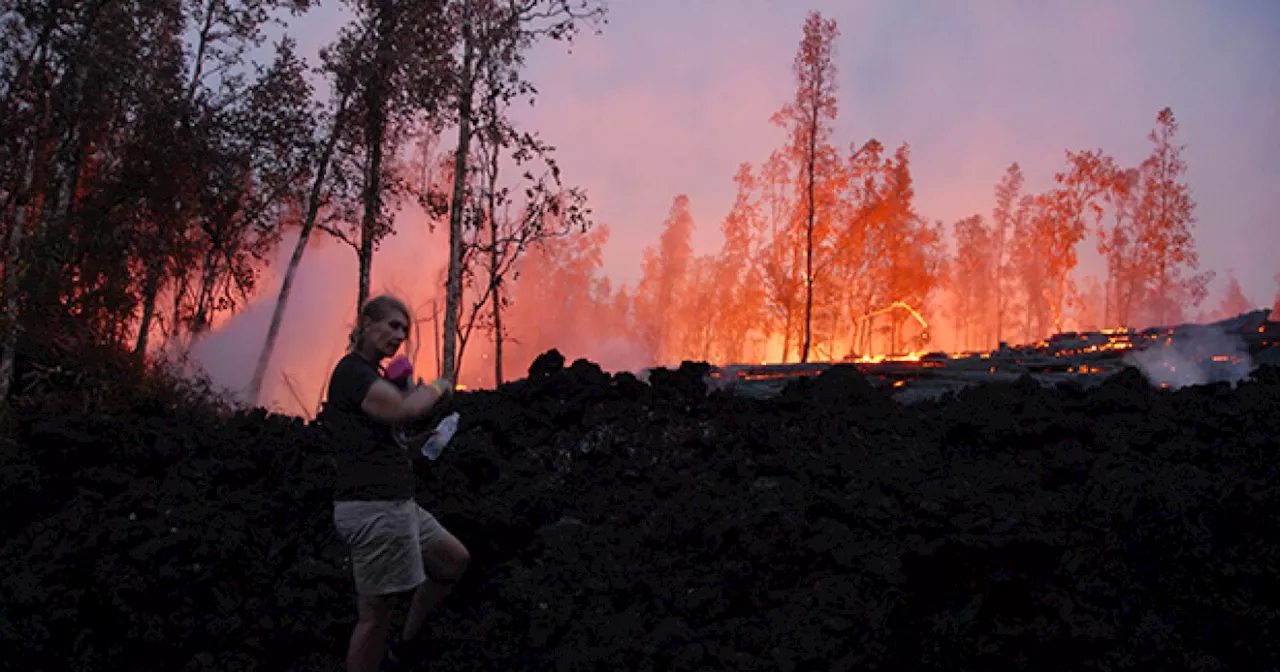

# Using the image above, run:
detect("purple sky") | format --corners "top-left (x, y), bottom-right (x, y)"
top-left (283, 0), bottom-right (1280, 301)
top-left (208, 1), bottom-right (1280, 408)
top-left (499, 0), bottom-right (1280, 303)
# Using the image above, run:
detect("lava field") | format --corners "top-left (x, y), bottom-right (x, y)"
top-left (2, 350), bottom-right (1279, 671)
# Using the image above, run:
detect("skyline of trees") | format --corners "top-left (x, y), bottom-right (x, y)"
top-left (0, 4), bottom-right (1270, 404)
top-left (532, 10), bottom-right (1234, 371)
top-left (0, 0), bottom-right (607, 402)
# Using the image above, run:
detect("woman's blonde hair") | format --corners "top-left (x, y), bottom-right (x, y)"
top-left (349, 294), bottom-right (412, 353)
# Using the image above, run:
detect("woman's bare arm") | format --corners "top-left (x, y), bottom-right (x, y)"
top-left (361, 377), bottom-right (449, 425)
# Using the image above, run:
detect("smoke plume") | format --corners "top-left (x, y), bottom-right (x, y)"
top-left (1123, 324), bottom-right (1254, 390)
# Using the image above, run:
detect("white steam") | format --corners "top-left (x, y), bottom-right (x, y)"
top-left (1123, 324), bottom-right (1254, 390)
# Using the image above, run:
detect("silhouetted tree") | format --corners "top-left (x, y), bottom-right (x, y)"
top-left (772, 10), bottom-right (840, 363)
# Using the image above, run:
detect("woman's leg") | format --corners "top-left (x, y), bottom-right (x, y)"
top-left (401, 505), bottom-right (470, 642)
top-left (346, 593), bottom-right (394, 672)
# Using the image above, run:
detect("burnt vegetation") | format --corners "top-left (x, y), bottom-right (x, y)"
top-left (3, 2), bottom-right (1280, 671)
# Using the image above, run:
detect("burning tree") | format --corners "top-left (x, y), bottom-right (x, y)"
top-left (633, 195), bottom-right (695, 365)
top-left (990, 162), bottom-right (1027, 345)
top-left (833, 139), bottom-right (886, 357)
top-left (502, 222), bottom-right (611, 371)
top-left (680, 254), bottom-right (721, 361)
top-left (950, 214), bottom-right (992, 351)
top-left (1131, 107), bottom-right (1210, 327)
top-left (1041, 149), bottom-right (1116, 333)
top-left (710, 164), bottom-right (767, 364)
top-left (866, 144), bottom-right (942, 355)
top-left (1010, 194), bottom-right (1051, 343)
top-left (1097, 166), bottom-right (1142, 327)
top-left (770, 10), bottom-right (841, 364)
top-left (1209, 272), bottom-right (1253, 322)
top-left (752, 153), bottom-right (803, 362)
top-left (1074, 275), bottom-right (1104, 331)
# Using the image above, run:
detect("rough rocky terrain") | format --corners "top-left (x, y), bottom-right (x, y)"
top-left (3, 349), bottom-right (1279, 671)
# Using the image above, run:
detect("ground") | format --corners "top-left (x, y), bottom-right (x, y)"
top-left (2, 352), bottom-right (1279, 671)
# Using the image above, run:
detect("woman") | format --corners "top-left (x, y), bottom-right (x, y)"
top-left (326, 294), bottom-right (471, 672)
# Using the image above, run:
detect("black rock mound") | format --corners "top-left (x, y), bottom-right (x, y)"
top-left (2, 354), bottom-right (1279, 671)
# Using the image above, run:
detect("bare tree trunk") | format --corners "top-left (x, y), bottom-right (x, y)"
top-left (442, 6), bottom-right (476, 381)
top-left (192, 244), bottom-right (219, 333)
top-left (800, 111), bottom-right (817, 363)
top-left (42, 120), bottom-right (88, 237)
top-left (476, 97), bottom-right (506, 386)
top-left (1054, 270), bottom-right (1067, 333)
top-left (133, 267), bottom-right (163, 357)
top-left (491, 268), bottom-right (504, 384)
top-left (357, 140), bottom-right (380, 319)
top-left (249, 97), bottom-right (347, 403)
top-left (0, 155), bottom-right (38, 401)
top-left (781, 309), bottom-right (792, 363)
top-left (0, 34), bottom-right (53, 401)
top-left (486, 164), bottom-right (504, 386)
top-left (356, 0), bottom-right (395, 319)
top-left (432, 296), bottom-right (441, 378)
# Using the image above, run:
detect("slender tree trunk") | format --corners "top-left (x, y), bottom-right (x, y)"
top-left (0, 36), bottom-right (54, 401)
top-left (43, 119), bottom-right (88, 235)
top-left (357, 140), bottom-right (380, 320)
top-left (994, 244), bottom-right (1005, 345)
top-left (781, 308), bottom-right (792, 363)
top-left (166, 272), bottom-right (189, 349)
top-left (432, 297), bottom-right (441, 377)
top-left (1104, 262), bottom-right (1113, 328)
top-left (356, 0), bottom-right (395, 319)
top-left (0, 154), bottom-right (38, 401)
top-left (442, 7), bottom-right (475, 381)
top-left (134, 267), bottom-right (162, 357)
top-left (192, 244), bottom-right (219, 332)
top-left (491, 261), bottom-right (504, 385)
top-left (485, 140), bottom-right (504, 386)
top-left (800, 116), bottom-right (817, 363)
top-left (249, 96), bottom-right (347, 403)
top-left (21, 123), bottom-right (88, 318)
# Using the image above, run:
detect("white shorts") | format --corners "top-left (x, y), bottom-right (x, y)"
top-left (332, 499), bottom-right (450, 596)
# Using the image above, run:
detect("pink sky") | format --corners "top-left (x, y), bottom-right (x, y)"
top-left (200, 1), bottom-right (1280, 409)
top-left (498, 0), bottom-right (1280, 301)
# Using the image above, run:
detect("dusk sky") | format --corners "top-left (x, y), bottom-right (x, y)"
top-left (203, 0), bottom-right (1280, 407)
top-left (287, 0), bottom-right (1279, 302)
top-left (319, 0), bottom-right (1276, 294)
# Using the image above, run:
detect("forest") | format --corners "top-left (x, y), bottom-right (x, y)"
top-left (567, 13), bottom-right (1269, 371)
top-left (4, 4), bottom-right (1280, 670)
top-left (3, 2), bottom-right (1272, 407)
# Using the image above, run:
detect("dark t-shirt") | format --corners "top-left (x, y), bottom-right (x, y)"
top-left (325, 352), bottom-right (415, 501)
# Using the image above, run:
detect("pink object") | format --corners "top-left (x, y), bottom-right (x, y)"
top-left (385, 355), bottom-right (414, 381)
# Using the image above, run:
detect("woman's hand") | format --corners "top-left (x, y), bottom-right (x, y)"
top-left (428, 377), bottom-right (455, 399)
